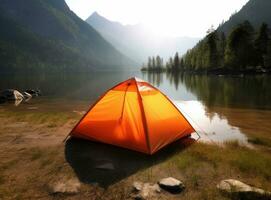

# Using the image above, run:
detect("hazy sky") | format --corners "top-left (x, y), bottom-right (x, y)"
top-left (65, 0), bottom-right (249, 37)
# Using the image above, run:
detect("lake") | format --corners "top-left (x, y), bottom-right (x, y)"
top-left (1, 71), bottom-right (271, 144)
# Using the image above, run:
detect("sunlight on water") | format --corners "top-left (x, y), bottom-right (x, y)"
top-left (174, 100), bottom-right (248, 143)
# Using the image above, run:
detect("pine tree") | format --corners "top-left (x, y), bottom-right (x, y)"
top-left (225, 21), bottom-right (256, 70)
top-left (206, 31), bottom-right (219, 69)
top-left (255, 23), bottom-right (269, 67)
top-left (173, 52), bottom-right (180, 71)
top-left (180, 58), bottom-right (184, 70)
top-left (147, 57), bottom-right (152, 70)
top-left (263, 40), bottom-right (271, 69)
top-left (152, 56), bottom-right (156, 69)
top-left (218, 32), bottom-right (226, 67)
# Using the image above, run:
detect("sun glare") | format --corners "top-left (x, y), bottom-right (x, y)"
top-left (66, 0), bottom-right (249, 37)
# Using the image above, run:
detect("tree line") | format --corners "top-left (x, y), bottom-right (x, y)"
top-left (142, 21), bottom-right (271, 74)
top-left (141, 56), bottom-right (165, 72)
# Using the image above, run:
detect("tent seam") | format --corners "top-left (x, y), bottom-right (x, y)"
top-left (134, 78), bottom-right (152, 154)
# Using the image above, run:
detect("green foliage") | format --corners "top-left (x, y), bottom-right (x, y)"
top-left (181, 21), bottom-right (270, 73)
top-left (143, 20), bottom-right (270, 74)
top-left (173, 142), bottom-right (271, 180)
top-left (0, 11), bottom-right (92, 72)
top-left (217, 0), bottom-right (271, 35)
top-left (255, 23), bottom-right (270, 66)
top-left (225, 21), bottom-right (256, 69)
top-left (0, 0), bottom-right (133, 72)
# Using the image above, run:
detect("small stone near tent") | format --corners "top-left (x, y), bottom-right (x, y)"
top-left (158, 177), bottom-right (185, 194)
top-left (217, 179), bottom-right (271, 200)
top-left (23, 92), bottom-right (32, 99)
top-left (25, 89), bottom-right (41, 97)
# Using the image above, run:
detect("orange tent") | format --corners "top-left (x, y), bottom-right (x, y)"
top-left (69, 77), bottom-right (195, 154)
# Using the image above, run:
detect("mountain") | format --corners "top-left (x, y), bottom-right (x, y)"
top-left (86, 12), bottom-right (200, 63)
top-left (0, 0), bottom-right (134, 72)
top-left (218, 0), bottom-right (271, 34)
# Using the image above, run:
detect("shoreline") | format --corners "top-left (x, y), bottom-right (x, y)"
top-left (141, 68), bottom-right (271, 76)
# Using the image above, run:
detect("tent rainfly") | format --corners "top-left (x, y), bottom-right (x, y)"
top-left (68, 77), bottom-right (195, 154)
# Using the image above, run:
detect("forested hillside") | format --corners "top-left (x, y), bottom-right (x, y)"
top-left (142, 0), bottom-right (271, 74)
top-left (181, 22), bottom-right (271, 73)
top-left (0, 0), bottom-right (134, 72)
top-left (179, 0), bottom-right (271, 73)
top-left (218, 0), bottom-right (271, 35)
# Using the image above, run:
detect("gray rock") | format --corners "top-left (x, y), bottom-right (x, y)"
top-left (158, 177), bottom-right (185, 194)
top-left (217, 179), bottom-right (271, 200)
top-left (132, 181), bottom-right (161, 200)
top-left (25, 89), bottom-right (41, 97)
top-left (133, 181), bottom-right (143, 191)
top-left (49, 179), bottom-right (81, 195)
top-left (23, 92), bottom-right (32, 99)
top-left (0, 89), bottom-right (24, 100)
top-left (14, 99), bottom-right (23, 107)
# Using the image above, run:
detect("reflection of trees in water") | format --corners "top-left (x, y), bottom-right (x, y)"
top-left (166, 71), bottom-right (182, 90)
top-left (142, 71), bottom-right (163, 87)
top-left (144, 72), bottom-right (271, 139)
top-left (144, 72), bottom-right (271, 110)
top-left (0, 72), bottom-right (137, 100)
top-left (179, 74), bottom-right (271, 109)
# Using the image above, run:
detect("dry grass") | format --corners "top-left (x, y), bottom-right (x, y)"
top-left (0, 110), bottom-right (79, 127)
top-left (0, 110), bottom-right (270, 200)
top-left (248, 137), bottom-right (271, 148)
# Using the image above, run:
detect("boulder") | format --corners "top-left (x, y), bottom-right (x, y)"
top-left (14, 99), bottom-right (23, 107)
top-left (23, 92), bottom-right (32, 99)
top-left (0, 89), bottom-right (24, 100)
top-left (158, 177), bottom-right (185, 194)
top-left (49, 179), bottom-right (81, 195)
top-left (132, 181), bottom-right (161, 200)
top-left (25, 89), bottom-right (41, 97)
top-left (217, 179), bottom-right (271, 200)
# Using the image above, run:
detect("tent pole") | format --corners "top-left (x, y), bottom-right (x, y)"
top-left (119, 82), bottom-right (130, 122)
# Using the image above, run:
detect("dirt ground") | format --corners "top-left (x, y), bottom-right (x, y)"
top-left (0, 104), bottom-right (270, 200)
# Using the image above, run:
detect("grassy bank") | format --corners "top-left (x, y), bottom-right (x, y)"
top-left (0, 109), bottom-right (270, 199)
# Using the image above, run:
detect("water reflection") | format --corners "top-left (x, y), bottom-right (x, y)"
top-left (144, 72), bottom-right (271, 110)
top-left (175, 101), bottom-right (248, 143)
top-left (143, 72), bottom-right (271, 144)
top-left (142, 72), bottom-right (164, 87)
top-left (0, 72), bottom-right (142, 101)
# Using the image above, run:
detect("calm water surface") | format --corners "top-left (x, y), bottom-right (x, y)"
top-left (1, 71), bottom-right (271, 144)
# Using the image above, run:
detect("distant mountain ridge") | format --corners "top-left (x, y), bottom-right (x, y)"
top-left (218, 0), bottom-right (271, 34)
top-left (0, 0), bottom-right (134, 72)
top-left (86, 12), bottom-right (200, 63)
